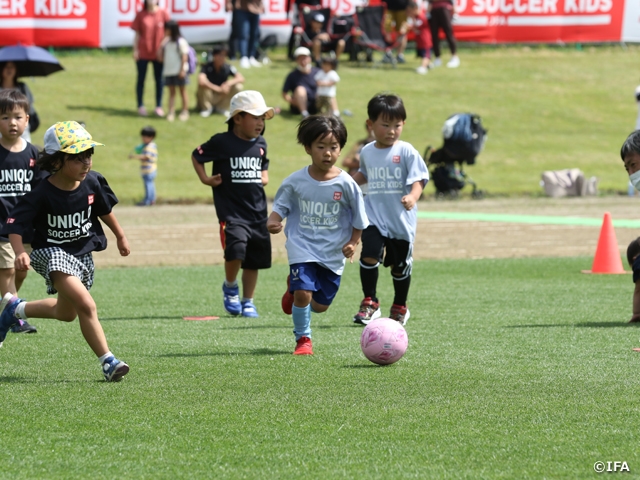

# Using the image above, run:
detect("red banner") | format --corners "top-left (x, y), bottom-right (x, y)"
top-left (0, 0), bottom-right (100, 48)
top-left (454, 0), bottom-right (624, 43)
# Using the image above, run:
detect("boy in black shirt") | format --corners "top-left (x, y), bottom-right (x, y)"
top-left (1, 121), bottom-right (131, 382)
top-left (192, 90), bottom-right (274, 318)
top-left (0, 90), bottom-right (46, 334)
top-left (196, 44), bottom-right (245, 118)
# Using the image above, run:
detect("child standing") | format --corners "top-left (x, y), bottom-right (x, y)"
top-left (0, 89), bottom-right (45, 334)
top-left (267, 115), bottom-right (368, 355)
top-left (0, 121), bottom-right (131, 382)
top-left (621, 131), bottom-right (640, 322)
top-left (160, 19), bottom-right (190, 122)
top-left (351, 93), bottom-right (429, 326)
top-left (314, 57), bottom-right (341, 117)
top-left (191, 91), bottom-right (274, 318)
top-left (129, 125), bottom-right (158, 206)
top-left (406, 1), bottom-right (433, 75)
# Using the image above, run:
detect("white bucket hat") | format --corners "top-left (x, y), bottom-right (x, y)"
top-left (225, 91), bottom-right (275, 123)
top-left (293, 46), bottom-right (311, 58)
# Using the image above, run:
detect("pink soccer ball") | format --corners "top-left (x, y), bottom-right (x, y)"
top-left (360, 318), bottom-right (408, 365)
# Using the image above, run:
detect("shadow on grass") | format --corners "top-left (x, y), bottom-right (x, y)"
top-left (507, 322), bottom-right (640, 328)
top-left (0, 376), bottom-right (94, 384)
top-left (67, 104), bottom-right (142, 118)
top-left (100, 316), bottom-right (181, 321)
top-left (158, 348), bottom-right (291, 357)
top-left (342, 364), bottom-right (385, 368)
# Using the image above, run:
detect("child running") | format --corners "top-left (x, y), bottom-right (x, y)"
top-left (192, 90), bottom-right (274, 318)
top-left (267, 115), bottom-right (368, 355)
top-left (351, 93), bottom-right (429, 326)
top-left (0, 121), bottom-right (131, 382)
top-left (0, 90), bottom-right (46, 335)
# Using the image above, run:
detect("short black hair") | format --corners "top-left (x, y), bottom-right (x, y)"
top-left (628, 237), bottom-right (640, 266)
top-left (0, 89), bottom-right (29, 115)
top-left (297, 115), bottom-right (347, 149)
top-left (320, 56), bottom-right (337, 69)
top-left (620, 130), bottom-right (640, 161)
top-left (212, 44), bottom-right (229, 56)
top-left (37, 148), bottom-right (94, 174)
top-left (367, 93), bottom-right (406, 122)
top-left (141, 125), bottom-right (156, 138)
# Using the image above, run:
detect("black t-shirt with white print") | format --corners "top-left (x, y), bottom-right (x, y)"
top-left (0, 140), bottom-right (46, 241)
top-left (3, 170), bottom-right (118, 256)
top-left (192, 131), bottom-right (269, 225)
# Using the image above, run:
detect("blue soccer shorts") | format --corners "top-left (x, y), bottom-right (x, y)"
top-left (289, 262), bottom-right (341, 307)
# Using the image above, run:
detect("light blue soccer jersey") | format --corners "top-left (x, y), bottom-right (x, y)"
top-left (358, 140), bottom-right (429, 242)
top-left (272, 167), bottom-right (369, 275)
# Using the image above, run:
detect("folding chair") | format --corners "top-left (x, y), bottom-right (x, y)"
top-left (352, 5), bottom-right (401, 66)
top-left (328, 13), bottom-right (357, 60)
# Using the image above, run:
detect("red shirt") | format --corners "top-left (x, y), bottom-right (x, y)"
top-left (131, 8), bottom-right (170, 61)
top-left (413, 12), bottom-right (432, 50)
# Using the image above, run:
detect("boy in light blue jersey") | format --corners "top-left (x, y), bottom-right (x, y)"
top-left (351, 93), bottom-right (430, 326)
top-left (267, 115), bottom-right (368, 355)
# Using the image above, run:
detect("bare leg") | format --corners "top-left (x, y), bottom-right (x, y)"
top-left (14, 269), bottom-right (27, 292)
top-left (225, 259), bottom-right (242, 284)
top-left (0, 268), bottom-right (16, 296)
top-left (292, 86), bottom-right (309, 114)
top-left (241, 268), bottom-right (258, 299)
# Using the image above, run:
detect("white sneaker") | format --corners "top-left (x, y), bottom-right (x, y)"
top-left (432, 57), bottom-right (442, 67)
top-left (240, 57), bottom-right (250, 69)
top-left (249, 57), bottom-right (262, 68)
top-left (447, 56), bottom-right (460, 68)
top-left (416, 66), bottom-right (428, 75)
top-left (221, 110), bottom-right (230, 118)
top-left (200, 107), bottom-right (213, 118)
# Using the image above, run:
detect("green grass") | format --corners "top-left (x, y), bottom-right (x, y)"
top-left (4, 257), bottom-right (640, 478)
top-left (23, 45), bottom-right (639, 203)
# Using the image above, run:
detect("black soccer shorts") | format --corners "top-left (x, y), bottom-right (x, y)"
top-left (360, 225), bottom-right (413, 276)
top-left (220, 221), bottom-right (272, 270)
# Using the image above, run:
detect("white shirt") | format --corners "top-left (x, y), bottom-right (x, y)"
top-left (272, 167), bottom-right (368, 275)
top-left (314, 69), bottom-right (340, 98)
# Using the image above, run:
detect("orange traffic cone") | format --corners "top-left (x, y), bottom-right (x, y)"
top-left (582, 212), bottom-right (627, 274)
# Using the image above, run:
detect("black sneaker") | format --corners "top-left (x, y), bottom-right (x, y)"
top-left (11, 320), bottom-right (37, 334)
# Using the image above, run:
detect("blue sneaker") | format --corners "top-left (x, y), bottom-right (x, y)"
top-left (0, 293), bottom-right (22, 347)
top-left (241, 300), bottom-right (259, 318)
top-left (102, 356), bottom-right (129, 382)
top-left (222, 282), bottom-right (242, 315)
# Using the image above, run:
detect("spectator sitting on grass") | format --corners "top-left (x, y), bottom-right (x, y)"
top-left (197, 44), bottom-right (245, 118)
top-left (282, 47), bottom-right (320, 118)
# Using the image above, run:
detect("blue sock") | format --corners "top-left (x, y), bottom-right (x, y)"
top-left (292, 304), bottom-right (311, 340)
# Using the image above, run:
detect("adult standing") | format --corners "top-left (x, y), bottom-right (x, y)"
top-left (428, 0), bottom-right (459, 68)
top-left (131, 0), bottom-right (170, 117)
top-left (197, 44), bottom-right (245, 118)
top-left (227, 0), bottom-right (263, 69)
top-left (0, 62), bottom-right (37, 142)
top-left (282, 47), bottom-right (319, 118)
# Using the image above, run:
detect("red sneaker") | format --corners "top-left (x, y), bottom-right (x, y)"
top-left (389, 304), bottom-right (410, 326)
top-left (293, 336), bottom-right (313, 355)
top-left (281, 275), bottom-right (294, 315)
top-left (353, 297), bottom-right (381, 325)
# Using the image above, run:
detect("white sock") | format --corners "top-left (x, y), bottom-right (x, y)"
top-left (301, 110), bottom-right (309, 117)
top-left (98, 352), bottom-right (113, 364)
top-left (15, 301), bottom-right (27, 320)
top-left (224, 280), bottom-right (238, 288)
top-left (241, 297), bottom-right (253, 304)
top-left (333, 110), bottom-right (340, 117)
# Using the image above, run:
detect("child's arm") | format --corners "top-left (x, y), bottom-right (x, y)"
top-left (99, 212), bottom-right (131, 257)
top-left (266, 211), bottom-right (283, 234)
top-left (342, 228), bottom-right (363, 263)
top-left (192, 156), bottom-right (222, 187)
top-left (351, 171), bottom-right (367, 185)
top-left (262, 170), bottom-right (269, 186)
top-left (401, 180), bottom-right (425, 210)
top-left (9, 233), bottom-right (29, 271)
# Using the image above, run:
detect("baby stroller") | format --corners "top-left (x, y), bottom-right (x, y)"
top-left (425, 113), bottom-right (487, 199)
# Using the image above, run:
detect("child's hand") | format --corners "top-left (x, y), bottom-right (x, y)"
top-left (14, 252), bottom-right (30, 271)
top-left (401, 194), bottom-right (416, 210)
top-left (342, 242), bottom-right (357, 262)
top-left (117, 236), bottom-right (131, 257)
top-left (204, 174), bottom-right (222, 187)
top-left (267, 220), bottom-right (283, 234)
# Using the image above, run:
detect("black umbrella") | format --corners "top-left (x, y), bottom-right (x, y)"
top-left (0, 44), bottom-right (64, 77)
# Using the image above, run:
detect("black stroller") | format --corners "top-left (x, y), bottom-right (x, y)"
top-left (425, 113), bottom-right (487, 199)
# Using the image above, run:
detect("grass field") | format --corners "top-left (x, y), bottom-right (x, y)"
top-left (22, 45), bottom-right (640, 203)
top-left (3, 257), bottom-right (640, 479)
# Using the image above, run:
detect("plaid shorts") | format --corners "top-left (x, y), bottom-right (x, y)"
top-left (30, 247), bottom-right (95, 295)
